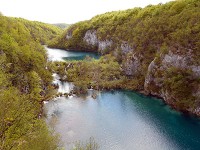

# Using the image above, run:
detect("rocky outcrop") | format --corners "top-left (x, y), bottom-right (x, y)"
top-left (162, 50), bottom-right (193, 68)
top-left (66, 31), bottom-right (72, 39)
top-left (191, 66), bottom-right (200, 77)
top-left (83, 30), bottom-right (140, 76)
top-left (84, 30), bottom-right (98, 46)
top-left (83, 30), bottom-right (112, 53)
top-left (144, 50), bottom-right (200, 115)
top-left (144, 58), bottom-right (159, 94)
top-left (98, 40), bottom-right (113, 52)
top-left (123, 53), bottom-right (140, 76)
top-left (121, 42), bottom-right (133, 53)
top-left (161, 50), bottom-right (200, 78)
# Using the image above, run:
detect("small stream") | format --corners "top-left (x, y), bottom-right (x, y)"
top-left (44, 47), bottom-right (200, 150)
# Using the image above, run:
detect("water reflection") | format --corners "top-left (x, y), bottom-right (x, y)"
top-left (46, 47), bottom-right (100, 61)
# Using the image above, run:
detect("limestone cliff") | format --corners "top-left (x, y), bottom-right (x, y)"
top-left (83, 30), bottom-right (113, 53)
top-left (144, 50), bottom-right (200, 115)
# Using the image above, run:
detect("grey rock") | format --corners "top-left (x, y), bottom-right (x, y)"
top-left (83, 30), bottom-right (98, 46)
top-left (191, 65), bottom-right (200, 77)
top-left (162, 52), bottom-right (188, 68)
top-left (144, 58), bottom-right (156, 88)
top-left (66, 31), bottom-right (72, 39)
top-left (98, 40), bottom-right (113, 51)
top-left (83, 30), bottom-right (113, 52)
top-left (121, 41), bottom-right (133, 53)
top-left (123, 54), bottom-right (140, 76)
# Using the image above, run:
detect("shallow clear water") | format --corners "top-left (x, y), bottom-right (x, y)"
top-left (44, 47), bottom-right (200, 150)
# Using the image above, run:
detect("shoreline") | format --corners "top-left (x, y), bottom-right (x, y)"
top-left (48, 76), bottom-right (200, 118)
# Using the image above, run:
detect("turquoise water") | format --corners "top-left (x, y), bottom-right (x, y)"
top-left (46, 47), bottom-right (100, 61)
top-left (45, 47), bottom-right (200, 150)
top-left (44, 91), bottom-right (200, 150)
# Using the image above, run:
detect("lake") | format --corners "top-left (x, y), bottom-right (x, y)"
top-left (46, 47), bottom-right (100, 61)
top-left (44, 47), bottom-right (200, 150)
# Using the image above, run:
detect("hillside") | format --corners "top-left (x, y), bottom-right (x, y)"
top-left (52, 23), bottom-right (71, 29)
top-left (49, 0), bottom-right (200, 116)
top-left (0, 16), bottom-right (60, 149)
top-left (15, 18), bottom-right (62, 44)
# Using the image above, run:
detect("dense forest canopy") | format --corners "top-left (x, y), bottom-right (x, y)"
top-left (0, 16), bottom-right (62, 150)
top-left (15, 18), bottom-right (62, 44)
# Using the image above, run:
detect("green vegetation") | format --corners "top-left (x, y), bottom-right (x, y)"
top-left (49, 0), bottom-right (200, 115)
top-left (50, 0), bottom-right (200, 56)
top-left (72, 137), bottom-right (99, 150)
top-left (49, 0), bottom-right (200, 76)
top-left (50, 55), bottom-right (143, 95)
top-left (163, 67), bottom-right (199, 110)
top-left (15, 18), bottom-right (62, 45)
top-left (50, 55), bottom-right (122, 92)
top-left (0, 16), bottom-right (61, 149)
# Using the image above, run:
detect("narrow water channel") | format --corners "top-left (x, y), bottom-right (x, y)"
top-left (44, 47), bottom-right (200, 150)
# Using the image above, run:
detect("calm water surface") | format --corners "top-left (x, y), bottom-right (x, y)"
top-left (46, 47), bottom-right (100, 61)
top-left (44, 47), bottom-right (200, 150)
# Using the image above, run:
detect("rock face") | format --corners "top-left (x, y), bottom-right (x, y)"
top-left (66, 31), bottom-right (72, 39)
top-left (83, 30), bottom-right (142, 77)
top-left (83, 30), bottom-right (113, 53)
top-left (144, 50), bottom-right (200, 115)
top-left (98, 40), bottom-right (113, 52)
top-left (123, 53), bottom-right (140, 76)
top-left (84, 30), bottom-right (98, 46)
top-left (162, 50), bottom-right (193, 69)
top-left (121, 42), bottom-right (133, 53)
top-left (192, 66), bottom-right (200, 77)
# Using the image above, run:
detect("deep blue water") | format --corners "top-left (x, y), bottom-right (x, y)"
top-left (45, 47), bottom-right (200, 150)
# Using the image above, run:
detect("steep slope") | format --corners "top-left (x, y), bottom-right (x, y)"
top-left (0, 16), bottom-right (59, 149)
top-left (49, 0), bottom-right (200, 116)
top-left (15, 18), bottom-right (62, 44)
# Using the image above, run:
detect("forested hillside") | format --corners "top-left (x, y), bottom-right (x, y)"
top-left (16, 18), bottom-right (62, 44)
top-left (49, 0), bottom-right (200, 116)
top-left (0, 16), bottom-right (61, 149)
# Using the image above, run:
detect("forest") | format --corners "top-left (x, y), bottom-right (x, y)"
top-left (0, 15), bottom-right (62, 149)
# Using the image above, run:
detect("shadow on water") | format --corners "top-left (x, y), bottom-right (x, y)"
top-left (123, 90), bottom-right (200, 150)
